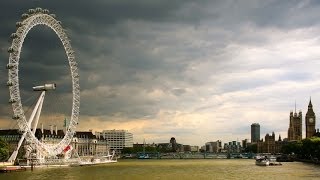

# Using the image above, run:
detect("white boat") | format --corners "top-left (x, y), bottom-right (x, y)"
top-left (138, 139), bottom-right (150, 159)
top-left (255, 156), bottom-right (282, 166)
top-left (77, 150), bottom-right (117, 166)
top-left (138, 154), bottom-right (150, 159)
top-left (255, 157), bottom-right (270, 166)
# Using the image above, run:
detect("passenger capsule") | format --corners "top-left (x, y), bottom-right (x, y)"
top-left (10, 33), bottom-right (18, 39)
top-left (9, 98), bottom-right (17, 103)
top-left (28, 9), bottom-right (35, 14)
top-left (43, 9), bottom-right (49, 14)
top-left (6, 63), bottom-right (15, 69)
top-left (16, 22), bottom-right (23, 28)
top-left (49, 14), bottom-right (56, 18)
top-left (7, 47), bottom-right (14, 53)
top-left (33, 83), bottom-right (56, 91)
top-left (35, 7), bottom-right (42, 13)
top-left (21, 13), bottom-right (29, 19)
top-left (6, 81), bottom-right (13, 86)
top-left (12, 114), bottom-right (20, 119)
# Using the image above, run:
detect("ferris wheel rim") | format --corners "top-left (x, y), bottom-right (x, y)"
top-left (7, 8), bottom-right (80, 156)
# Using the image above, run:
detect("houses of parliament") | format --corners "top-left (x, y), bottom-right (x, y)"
top-left (257, 99), bottom-right (318, 153)
top-left (288, 99), bottom-right (317, 141)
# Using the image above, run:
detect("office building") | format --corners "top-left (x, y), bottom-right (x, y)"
top-left (251, 123), bottom-right (260, 143)
top-left (95, 129), bottom-right (133, 153)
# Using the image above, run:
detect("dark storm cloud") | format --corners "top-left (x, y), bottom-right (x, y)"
top-left (0, 0), bottom-right (203, 87)
top-left (1, 0), bottom-right (320, 137)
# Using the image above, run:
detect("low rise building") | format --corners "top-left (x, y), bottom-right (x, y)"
top-left (71, 131), bottom-right (108, 156)
top-left (190, 146), bottom-right (199, 152)
top-left (157, 137), bottom-right (184, 152)
top-left (224, 141), bottom-right (241, 153)
top-left (0, 129), bottom-right (108, 158)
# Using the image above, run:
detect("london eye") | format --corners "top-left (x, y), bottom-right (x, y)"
top-left (6, 7), bottom-right (80, 163)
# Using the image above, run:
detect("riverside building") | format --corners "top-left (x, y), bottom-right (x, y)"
top-left (305, 99), bottom-right (316, 138)
top-left (0, 129), bottom-right (108, 157)
top-left (224, 141), bottom-right (241, 153)
top-left (205, 140), bottom-right (222, 153)
top-left (71, 131), bottom-right (109, 156)
top-left (287, 99), bottom-right (317, 141)
top-left (95, 130), bottom-right (133, 153)
top-left (257, 132), bottom-right (283, 153)
top-left (288, 107), bottom-right (302, 141)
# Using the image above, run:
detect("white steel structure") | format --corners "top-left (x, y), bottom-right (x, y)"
top-left (6, 7), bottom-right (80, 163)
top-left (96, 130), bottom-right (133, 152)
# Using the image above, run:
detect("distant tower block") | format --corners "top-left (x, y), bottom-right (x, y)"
top-left (251, 123), bottom-right (260, 143)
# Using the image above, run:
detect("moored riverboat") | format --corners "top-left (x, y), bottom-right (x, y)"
top-left (255, 158), bottom-right (270, 166)
top-left (255, 156), bottom-right (282, 166)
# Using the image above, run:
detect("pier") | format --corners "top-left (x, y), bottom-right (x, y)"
top-left (0, 166), bottom-right (26, 173)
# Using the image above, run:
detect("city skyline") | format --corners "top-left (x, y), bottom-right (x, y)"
top-left (2, 1), bottom-right (320, 146)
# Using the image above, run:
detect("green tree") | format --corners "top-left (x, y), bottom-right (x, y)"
top-left (281, 137), bottom-right (320, 160)
top-left (301, 137), bottom-right (320, 160)
top-left (281, 141), bottom-right (303, 156)
top-left (0, 138), bottom-right (9, 161)
top-left (122, 147), bottom-right (134, 154)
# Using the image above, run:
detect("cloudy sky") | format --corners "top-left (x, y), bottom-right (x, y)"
top-left (1, 0), bottom-right (320, 146)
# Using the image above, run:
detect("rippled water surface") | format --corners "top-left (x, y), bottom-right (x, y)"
top-left (1, 159), bottom-right (320, 180)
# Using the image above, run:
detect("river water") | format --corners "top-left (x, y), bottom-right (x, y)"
top-left (1, 159), bottom-right (320, 180)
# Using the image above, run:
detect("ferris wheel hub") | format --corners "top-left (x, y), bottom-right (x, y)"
top-left (33, 83), bottom-right (57, 91)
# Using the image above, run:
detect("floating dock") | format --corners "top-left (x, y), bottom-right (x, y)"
top-left (0, 166), bottom-right (27, 173)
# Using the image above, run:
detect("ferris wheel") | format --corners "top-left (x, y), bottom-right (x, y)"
top-left (6, 7), bottom-right (80, 162)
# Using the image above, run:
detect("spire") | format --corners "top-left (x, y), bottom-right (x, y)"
top-left (294, 101), bottom-right (297, 116)
top-left (308, 96), bottom-right (312, 109)
top-left (309, 97), bottom-right (312, 107)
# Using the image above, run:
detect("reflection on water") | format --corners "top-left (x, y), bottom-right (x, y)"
top-left (1, 159), bottom-right (320, 180)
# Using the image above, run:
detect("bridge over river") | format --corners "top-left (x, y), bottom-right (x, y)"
top-left (133, 152), bottom-right (255, 159)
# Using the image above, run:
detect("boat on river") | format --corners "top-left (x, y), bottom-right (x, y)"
top-left (77, 151), bottom-right (117, 166)
top-left (138, 154), bottom-right (150, 159)
top-left (255, 156), bottom-right (282, 166)
top-left (138, 139), bottom-right (150, 159)
top-left (255, 157), bottom-right (270, 166)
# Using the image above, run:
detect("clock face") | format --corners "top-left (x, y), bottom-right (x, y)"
top-left (309, 118), bottom-right (314, 123)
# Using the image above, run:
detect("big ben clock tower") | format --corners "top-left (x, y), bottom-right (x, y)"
top-left (305, 98), bottom-right (316, 138)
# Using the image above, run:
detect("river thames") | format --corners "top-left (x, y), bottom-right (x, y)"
top-left (1, 159), bottom-right (320, 180)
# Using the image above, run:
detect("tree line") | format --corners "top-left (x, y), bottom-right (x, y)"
top-left (282, 137), bottom-right (320, 160)
top-left (0, 138), bottom-right (9, 161)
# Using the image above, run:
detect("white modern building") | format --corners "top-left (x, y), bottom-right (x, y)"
top-left (95, 130), bottom-right (133, 153)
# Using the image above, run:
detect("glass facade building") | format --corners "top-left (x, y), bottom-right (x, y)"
top-left (251, 123), bottom-right (260, 143)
